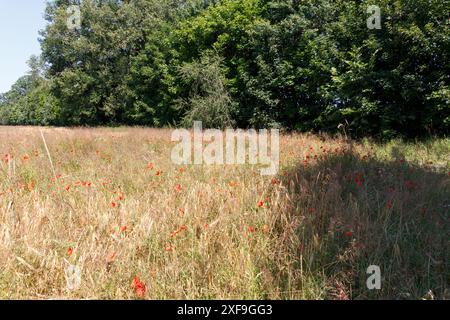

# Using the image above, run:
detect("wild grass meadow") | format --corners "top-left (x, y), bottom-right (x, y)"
top-left (0, 126), bottom-right (448, 300)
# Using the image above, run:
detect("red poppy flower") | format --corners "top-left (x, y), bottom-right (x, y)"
top-left (344, 231), bottom-right (353, 238)
top-left (68, 247), bottom-right (73, 257)
top-left (171, 225), bottom-right (188, 237)
top-left (132, 276), bottom-right (147, 298)
top-left (355, 176), bottom-right (363, 187)
top-left (257, 201), bottom-right (264, 208)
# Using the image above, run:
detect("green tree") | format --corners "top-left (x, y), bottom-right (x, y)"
top-left (3, 0), bottom-right (448, 137)
top-left (0, 55), bottom-right (59, 125)
top-left (177, 52), bottom-right (236, 128)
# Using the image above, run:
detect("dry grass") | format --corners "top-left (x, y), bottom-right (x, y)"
top-left (0, 126), bottom-right (448, 300)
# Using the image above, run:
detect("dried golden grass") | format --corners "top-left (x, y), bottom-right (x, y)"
top-left (0, 127), bottom-right (448, 299)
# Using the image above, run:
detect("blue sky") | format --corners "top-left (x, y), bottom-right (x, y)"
top-left (0, 1), bottom-right (47, 94)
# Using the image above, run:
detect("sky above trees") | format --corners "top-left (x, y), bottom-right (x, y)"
top-left (0, 1), bottom-right (47, 93)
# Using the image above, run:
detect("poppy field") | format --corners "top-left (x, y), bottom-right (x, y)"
top-left (0, 127), bottom-right (448, 299)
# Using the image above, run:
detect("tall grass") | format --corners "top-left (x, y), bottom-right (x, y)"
top-left (0, 127), bottom-right (448, 299)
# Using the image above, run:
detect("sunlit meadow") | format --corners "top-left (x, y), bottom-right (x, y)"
top-left (0, 127), bottom-right (448, 299)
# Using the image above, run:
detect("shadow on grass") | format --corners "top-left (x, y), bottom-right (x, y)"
top-left (273, 146), bottom-right (449, 299)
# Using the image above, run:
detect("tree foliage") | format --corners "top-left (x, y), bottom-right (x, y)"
top-left (0, 0), bottom-right (448, 137)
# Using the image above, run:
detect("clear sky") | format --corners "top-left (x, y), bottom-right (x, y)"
top-left (0, 0), bottom-right (47, 94)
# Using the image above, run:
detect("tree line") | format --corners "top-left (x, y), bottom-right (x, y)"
top-left (1, 0), bottom-right (449, 138)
